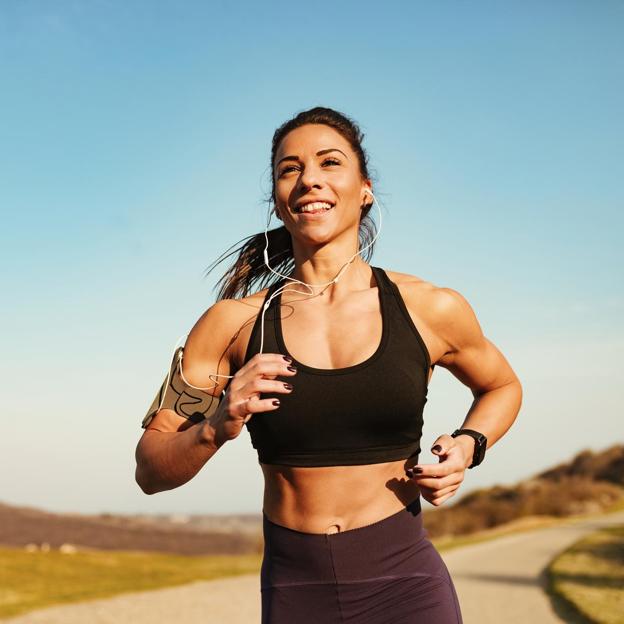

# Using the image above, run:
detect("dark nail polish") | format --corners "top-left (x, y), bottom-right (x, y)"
top-left (287, 366), bottom-right (297, 373)
top-left (272, 399), bottom-right (280, 406)
top-left (405, 468), bottom-right (414, 478)
top-left (414, 467), bottom-right (423, 474)
top-left (283, 355), bottom-right (293, 363)
top-left (283, 383), bottom-right (293, 390)
top-left (432, 445), bottom-right (442, 453)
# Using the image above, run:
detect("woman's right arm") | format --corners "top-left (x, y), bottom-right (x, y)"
top-left (135, 299), bottom-right (295, 495)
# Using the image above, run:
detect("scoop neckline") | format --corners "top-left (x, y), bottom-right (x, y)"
top-left (273, 266), bottom-right (389, 376)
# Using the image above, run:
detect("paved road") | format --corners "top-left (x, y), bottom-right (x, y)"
top-left (445, 509), bottom-right (624, 624)
top-left (2, 574), bottom-right (262, 624)
top-left (5, 510), bottom-right (624, 623)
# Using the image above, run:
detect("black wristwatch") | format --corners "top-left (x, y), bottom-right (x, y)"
top-left (451, 429), bottom-right (487, 469)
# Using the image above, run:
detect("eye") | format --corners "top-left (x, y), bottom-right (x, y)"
top-left (277, 157), bottom-right (341, 178)
top-left (322, 157), bottom-right (341, 166)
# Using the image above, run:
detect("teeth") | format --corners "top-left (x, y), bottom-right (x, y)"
top-left (298, 201), bottom-right (333, 213)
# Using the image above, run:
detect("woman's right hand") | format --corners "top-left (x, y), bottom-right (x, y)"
top-left (213, 353), bottom-right (297, 445)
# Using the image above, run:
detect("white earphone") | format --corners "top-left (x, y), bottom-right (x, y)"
top-left (159, 187), bottom-right (383, 408)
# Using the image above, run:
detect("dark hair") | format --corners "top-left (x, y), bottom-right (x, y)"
top-left (205, 106), bottom-right (378, 300)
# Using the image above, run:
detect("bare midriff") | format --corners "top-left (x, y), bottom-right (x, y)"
top-left (261, 459), bottom-right (422, 534)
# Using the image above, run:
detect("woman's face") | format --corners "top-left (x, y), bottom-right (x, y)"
top-left (273, 124), bottom-right (370, 246)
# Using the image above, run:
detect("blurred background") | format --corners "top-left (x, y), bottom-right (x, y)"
top-left (1, 0), bottom-right (622, 517)
top-left (2, 2), bottom-right (624, 622)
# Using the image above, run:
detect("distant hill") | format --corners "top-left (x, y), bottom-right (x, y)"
top-left (536, 444), bottom-right (624, 485)
top-left (422, 444), bottom-right (624, 538)
top-left (2, 444), bottom-right (623, 552)
top-left (0, 501), bottom-right (262, 555)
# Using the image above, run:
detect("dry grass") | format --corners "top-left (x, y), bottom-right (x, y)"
top-left (546, 524), bottom-right (624, 624)
top-left (0, 547), bottom-right (261, 620)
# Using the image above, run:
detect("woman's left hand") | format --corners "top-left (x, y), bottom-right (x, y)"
top-left (405, 434), bottom-right (474, 507)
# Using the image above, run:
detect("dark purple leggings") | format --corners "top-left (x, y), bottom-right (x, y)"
top-left (261, 498), bottom-right (463, 623)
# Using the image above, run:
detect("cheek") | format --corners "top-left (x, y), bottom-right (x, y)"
top-left (274, 179), bottom-right (293, 203)
top-left (334, 172), bottom-right (363, 195)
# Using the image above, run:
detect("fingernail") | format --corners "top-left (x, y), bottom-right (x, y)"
top-left (413, 467), bottom-right (423, 474)
top-left (283, 383), bottom-right (293, 390)
top-left (283, 355), bottom-right (293, 363)
top-left (287, 366), bottom-right (297, 373)
top-left (432, 445), bottom-right (442, 453)
top-left (272, 399), bottom-right (280, 406)
top-left (405, 468), bottom-right (414, 478)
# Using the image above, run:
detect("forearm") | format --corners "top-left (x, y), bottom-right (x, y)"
top-left (454, 379), bottom-right (523, 467)
top-left (135, 418), bottom-right (224, 495)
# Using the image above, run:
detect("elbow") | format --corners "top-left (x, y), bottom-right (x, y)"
top-left (135, 442), bottom-right (160, 495)
top-left (135, 465), bottom-right (157, 495)
top-left (514, 376), bottom-right (524, 408)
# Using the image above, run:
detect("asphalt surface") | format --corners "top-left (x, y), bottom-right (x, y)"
top-left (445, 509), bottom-right (624, 623)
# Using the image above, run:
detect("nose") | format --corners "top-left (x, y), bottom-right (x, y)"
top-left (298, 162), bottom-right (323, 191)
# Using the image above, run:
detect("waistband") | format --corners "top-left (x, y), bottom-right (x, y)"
top-left (261, 497), bottom-right (444, 586)
top-left (263, 497), bottom-right (422, 539)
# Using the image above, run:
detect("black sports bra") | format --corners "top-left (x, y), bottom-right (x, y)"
top-left (243, 266), bottom-right (432, 467)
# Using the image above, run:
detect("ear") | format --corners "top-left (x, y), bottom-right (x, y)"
top-left (361, 181), bottom-right (373, 209)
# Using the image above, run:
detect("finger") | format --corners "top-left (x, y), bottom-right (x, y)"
top-left (429, 490), bottom-right (457, 507)
top-left (405, 462), bottom-right (455, 479)
top-left (242, 377), bottom-right (295, 397)
top-left (410, 474), bottom-right (458, 489)
top-left (430, 434), bottom-right (455, 458)
top-left (407, 464), bottom-right (466, 481)
top-left (419, 484), bottom-right (457, 503)
top-left (412, 473), bottom-right (464, 491)
top-left (239, 354), bottom-right (298, 382)
top-left (428, 484), bottom-right (460, 498)
top-left (237, 394), bottom-right (282, 421)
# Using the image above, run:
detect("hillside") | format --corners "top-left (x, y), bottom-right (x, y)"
top-left (422, 443), bottom-right (624, 538)
top-left (0, 502), bottom-right (262, 555)
top-left (536, 443), bottom-right (624, 485)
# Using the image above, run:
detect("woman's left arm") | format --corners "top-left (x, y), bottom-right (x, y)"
top-left (407, 286), bottom-right (523, 506)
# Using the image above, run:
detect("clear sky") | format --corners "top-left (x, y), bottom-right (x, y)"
top-left (1, 1), bottom-right (622, 515)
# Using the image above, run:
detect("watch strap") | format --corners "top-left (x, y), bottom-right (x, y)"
top-left (451, 428), bottom-right (487, 469)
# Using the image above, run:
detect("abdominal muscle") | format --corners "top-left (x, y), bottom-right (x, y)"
top-left (261, 459), bottom-right (422, 534)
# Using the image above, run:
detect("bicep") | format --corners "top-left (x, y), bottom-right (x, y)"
top-left (433, 288), bottom-right (518, 396)
top-left (141, 300), bottom-right (239, 433)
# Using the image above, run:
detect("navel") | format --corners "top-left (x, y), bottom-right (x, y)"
top-left (326, 524), bottom-right (341, 534)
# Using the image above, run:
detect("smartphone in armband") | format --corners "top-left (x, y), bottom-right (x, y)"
top-left (141, 346), bottom-right (222, 429)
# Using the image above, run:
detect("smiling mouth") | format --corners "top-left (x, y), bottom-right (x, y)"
top-left (293, 201), bottom-right (335, 214)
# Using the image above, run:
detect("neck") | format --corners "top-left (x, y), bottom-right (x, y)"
top-left (285, 257), bottom-right (373, 298)
top-left (280, 228), bottom-right (374, 297)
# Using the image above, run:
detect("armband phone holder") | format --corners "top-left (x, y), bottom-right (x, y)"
top-left (141, 346), bottom-right (222, 429)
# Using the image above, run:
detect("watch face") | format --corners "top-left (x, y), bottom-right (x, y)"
top-left (475, 437), bottom-right (486, 462)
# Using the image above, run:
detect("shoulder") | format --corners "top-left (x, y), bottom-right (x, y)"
top-left (183, 285), bottom-right (273, 379)
top-left (384, 268), bottom-right (483, 353)
top-left (192, 288), bottom-right (268, 332)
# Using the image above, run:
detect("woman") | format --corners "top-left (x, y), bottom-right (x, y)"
top-left (135, 106), bottom-right (523, 623)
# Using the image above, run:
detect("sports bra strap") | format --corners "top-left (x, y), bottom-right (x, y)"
top-left (371, 265), bottom-right (393, 294)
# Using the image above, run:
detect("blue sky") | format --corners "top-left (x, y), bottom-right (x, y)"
top-left (1, 1), bottom-right (622, 515)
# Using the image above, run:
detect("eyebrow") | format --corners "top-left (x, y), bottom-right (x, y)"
top-left (276, 148), bottom-right (348, 168)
